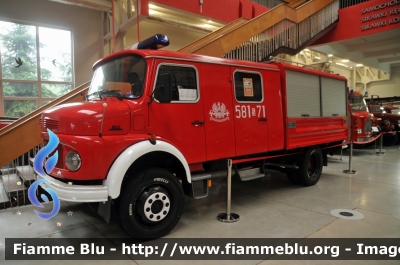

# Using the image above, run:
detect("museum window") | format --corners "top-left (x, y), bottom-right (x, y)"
top-left (0, 20), bottom-right (73, 117)
top-left (155, 64), bottom-right (199, 102)
top-left (234, 70), bottom-right (263, 102)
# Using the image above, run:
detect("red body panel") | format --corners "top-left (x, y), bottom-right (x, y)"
top-left (286, 117), bottom-right (348, 149)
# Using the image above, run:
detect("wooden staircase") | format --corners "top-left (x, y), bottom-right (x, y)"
top-left (177, 0), bottom-right (339, 62)
top-left (0, 81), bottom-right (90, 169)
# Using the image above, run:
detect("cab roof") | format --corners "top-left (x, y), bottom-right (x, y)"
top-left (93, 49), bottom-right (278, 71)
top-left (93, 49), bottom-right (346, 81)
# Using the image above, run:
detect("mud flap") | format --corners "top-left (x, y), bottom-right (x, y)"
top-left (98, 196), bottom-right (112, 223)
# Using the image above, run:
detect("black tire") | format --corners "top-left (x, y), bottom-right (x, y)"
top-left (296, 146), bottom-right (323, 186)
top-left (117, 168), bottom-right (184, 239)
top-left (383, 133), bottom-right (397, 146)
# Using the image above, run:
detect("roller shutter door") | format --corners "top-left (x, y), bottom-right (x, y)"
top-left (286, 70), bottom-right (320, 117)
top-left (321, 77), bottom-right (347, 117)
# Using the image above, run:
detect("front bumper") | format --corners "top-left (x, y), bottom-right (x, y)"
top-left (35, 170), bottom-right (109, 202)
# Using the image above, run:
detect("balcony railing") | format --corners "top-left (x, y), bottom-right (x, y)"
top-left (224, 0), bottom-right (340, 62)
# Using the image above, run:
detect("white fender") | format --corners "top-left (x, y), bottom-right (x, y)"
top-left (103, 140), bottom-right (191, 199)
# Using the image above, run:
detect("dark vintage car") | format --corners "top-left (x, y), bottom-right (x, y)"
top-left (368, 104), bottom-right (400, 145)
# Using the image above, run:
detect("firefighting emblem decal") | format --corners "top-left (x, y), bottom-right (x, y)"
top-left (209, 102), bottom-right (229, 122)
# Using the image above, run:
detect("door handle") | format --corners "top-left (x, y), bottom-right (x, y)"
top-left (192, 120), bottom-right (204, 126)
top-left (258, 117), bottom-right (267, 122)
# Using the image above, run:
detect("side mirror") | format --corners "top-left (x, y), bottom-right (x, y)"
top-left (155, 72), bottom-right (172, 103)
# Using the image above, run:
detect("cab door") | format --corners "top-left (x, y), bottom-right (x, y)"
top-left (148, 60), bottom-right (206, 164)
top-left (201, 64), bottom-right (235, 161)
top-left (232, 69), bottom-right (269, 156)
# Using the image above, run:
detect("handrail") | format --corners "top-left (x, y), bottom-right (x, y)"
top-left (0, 81), bottom-right (90, 137)
top-left (224, 0), bottom-right (339, 62)
top-left (178, 18), bottom-right (248, 54)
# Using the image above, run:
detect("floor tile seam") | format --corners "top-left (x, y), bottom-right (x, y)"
top-left (354, 207), bottom-right (400, 219)
top-left (342, 156), bottom-right (400, 165)
top-left (0, 222), bottom-right (96, 248)
top-left (90, 224), bottom-right (139, 264)
top-left (301, 217), bottom-right (341, 239)
top-left (234, 189), bottom-right (337, 219)
top-left (325, 173), bottom-right (400, 187)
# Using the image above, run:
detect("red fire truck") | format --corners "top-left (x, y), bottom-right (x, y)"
top-left (347, 90), bottom-right (376, 145)
top-left (37, 35), bottom-right (349, 238)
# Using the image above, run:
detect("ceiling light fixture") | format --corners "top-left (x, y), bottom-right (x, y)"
top-left (342, 59), bottom-right (349, 63)
top-left (335, 62), bottom-right (348, 67)
top-left (328, 54), bottom-right (333, 57)
top-left (356, 64), bottom-right (363, 67)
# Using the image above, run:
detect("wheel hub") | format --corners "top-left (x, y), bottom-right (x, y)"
top-left (143, 191), bottom-right (170, 222)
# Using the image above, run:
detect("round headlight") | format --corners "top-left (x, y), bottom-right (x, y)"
top-left (65, 152), bottom-right (81, 171)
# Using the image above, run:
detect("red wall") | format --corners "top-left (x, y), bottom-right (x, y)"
top-left (314, 0), bottom-right (400, 45)
top-left (151, 0), bottom-right (269, 22)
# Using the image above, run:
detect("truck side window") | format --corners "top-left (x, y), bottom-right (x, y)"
top-left (156, 64), bottom-right (198, 102)
top-left (234, 71), bottom-right (263, 102)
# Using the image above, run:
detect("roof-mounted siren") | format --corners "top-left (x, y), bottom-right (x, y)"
top-left (127, 34), bottom-right (169, 50)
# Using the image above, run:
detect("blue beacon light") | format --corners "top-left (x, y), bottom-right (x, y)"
top-left (127, 34), bottom-right (170, 50)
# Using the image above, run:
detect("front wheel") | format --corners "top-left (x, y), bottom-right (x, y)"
top-left (117, 168), bottom-right (184, 238)
top-left (296, 146), bottom-right (323, 186)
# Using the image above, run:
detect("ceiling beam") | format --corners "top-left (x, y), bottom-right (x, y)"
top-left (48, 0), bottom-right (111, 11)
top-left (347, 37), bottom-right (400, 52)
top-left (365, 48), bottom-right (400, 58)
top-left (378, 56), bottom-right (400, 63)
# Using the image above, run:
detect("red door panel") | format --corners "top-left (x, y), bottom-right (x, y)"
top-left (231, 68), bottom-right (269, 156)
top-left (148, 60), bottom-right (206, 164)
top-left (201, 64), bottom-right (235, 161)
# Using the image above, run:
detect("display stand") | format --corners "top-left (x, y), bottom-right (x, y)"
top-left (375, 133), bottom-right (385, 155)
top-left (343, 140), bottom-right (356, 174)
top-left (217, 159), bottom-right (240, 223)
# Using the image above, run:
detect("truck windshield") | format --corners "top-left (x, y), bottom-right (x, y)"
top-left (349, 95), bottom-right (368, 112)
top-left (87, 55), bottom-right (146, 100)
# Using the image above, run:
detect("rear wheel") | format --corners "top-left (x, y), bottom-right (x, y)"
top-left (287, 146), bottom-right (323, 186)
top-left (117, 168), bottom-right (184, 238)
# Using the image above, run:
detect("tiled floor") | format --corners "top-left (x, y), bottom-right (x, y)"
top-left (0, 145), bottom-right (399, 264)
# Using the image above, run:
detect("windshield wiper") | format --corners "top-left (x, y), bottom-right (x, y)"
top-left (86, 91), bottom-right (102, 100)
top-left (98, 90), bottom-right (124, 101)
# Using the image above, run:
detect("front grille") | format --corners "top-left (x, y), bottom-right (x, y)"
top-left (43, 119), bottom-right (58, 132)
top-left (364, 119), bottom-right (372, 133)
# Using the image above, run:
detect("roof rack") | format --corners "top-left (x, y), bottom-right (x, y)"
top-left (268, 56), bottom-right (334, 73)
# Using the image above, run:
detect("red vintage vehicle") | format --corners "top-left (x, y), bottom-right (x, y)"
top-left (368, 103), bottom-right (399, 145)
top-left (0, 117), bottom-right (18, 130)
top-left (36, 35), bottom-right (349, 238)
top-left (347, 91), bottom-right (376, 145)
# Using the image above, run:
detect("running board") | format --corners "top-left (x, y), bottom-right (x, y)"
top-left (238, 168), bottom-right (265, 181)
top-left (191, 170), bottom-right (227, 199)
top-left (190, 167), bottom-right (266, 199)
